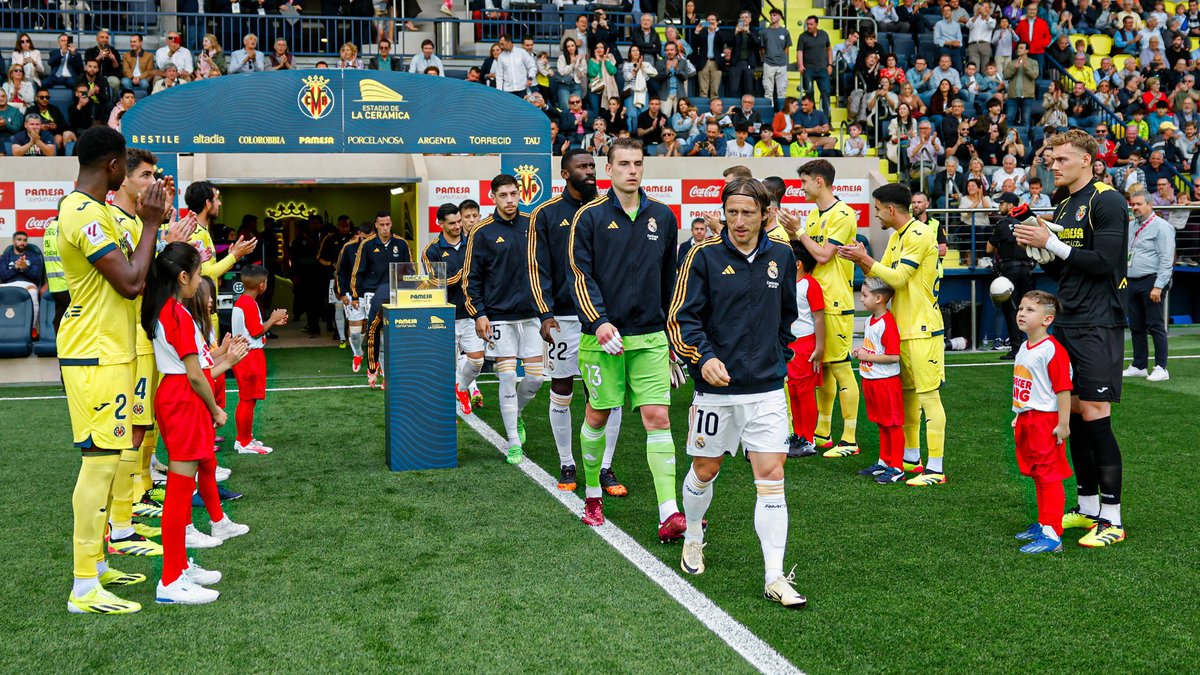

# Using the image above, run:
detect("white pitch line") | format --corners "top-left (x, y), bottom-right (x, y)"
top-left (459, 412), bottom-right (802, 675)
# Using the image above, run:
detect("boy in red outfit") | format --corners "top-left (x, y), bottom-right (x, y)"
top-left (853, 277), bottom-right (905, 484)
top-left (231, 265), bottom-right (288, 456)
top-left (785, 243), bottom-right (825, 458)
top-left (1011, 290), bottom-right (1073, 554)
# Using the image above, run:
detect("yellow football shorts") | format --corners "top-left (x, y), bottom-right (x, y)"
top-left (130, 353), bottom-right (157, 427)
top-left (822, 311), bottom-right (854, 363)
top-left (63, 361), bottom-right (135, 450)
top-left (899, 336), bottom-right (945, 394)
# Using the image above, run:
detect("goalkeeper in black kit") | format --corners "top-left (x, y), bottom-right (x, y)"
top-left (1014, 129), bottom-right (1130, 548)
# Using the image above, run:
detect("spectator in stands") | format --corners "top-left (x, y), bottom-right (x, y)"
top-left (195, 34), bottom-right (227, 79)
top-left (794, 94), bottom-right (837, 151)
top-left (873, 0), bottom-right (910, 34)
top-left (45, 34), bottom-right (83, 90)
top-left (690, 12), bottom-right (726, 100)
top-left (927, 78), bottom-right (956, 128)
top-left (959, 177), bottom-right (994, 230)
top-left (636, 94), bottom-right (667, 150)
top-left (897, 81), bottom-right (927, 116)
top-left (1004, 42), bottom-right (1039, 127)
top-left (156, 32), bottom-right (195, 82)
top-left (1046, 33), bottom-right (1074, 71)
top-left (0, 90), bottom-right (22, 147)
top-left (906, 55), bottom-right (936, 105)
top-left (771, 96), bottom-right (799, 145)
top-left (229, 34), bottom-right (266, 74)
top-left (700, 96), bottom-right (732, 133)
top-left (1142, 76), bottom-right (1171, 113)
top-left (725, 121), bottom-right (754, 157)
top-left (337, 42), bottom-right (365, 70)
top-left (559, 92), bottom-right (587, 142)
top-left (992, 154), bottom-right (1029, 195)
top-left (843, 122), bottom-right (868, 157)
top-left (1143, 149), bottom-right (1175, 191)
top-left (481, 43), bottom-right (501, 87)
top-left (966, 156), bottom-right (991, 191)
top-left (880, 53), bottom-right (906, 86)
top-left (864, 77), bottom-right (900, 135)
top-left (944, 117), bottom-right (975, 167)
top-left (729, 93), bottom-right (762, 139)
top-left (1115, 15), bottom-right (1141, 54)
top-left (583, 116), bottom-right (613, 156)
top-left (86, 29), bottom-right (123, 91)
top-left (1041, 78), bottom-right (1070, 128)
top-left (834, 30), bottom-right (860, 96)
top-left (1016, 1), bottom-right (1051, 69)
top-left (562, 14), bottom-right (590, 61)
top-left (1095, 79), bottom-right (1120, 110)
top-left (28, 87), bottom-right (72, 152)
top-left (466, 67), bottom-right (483, 83)
top-left (1094, 56), bottom-right (1119, 88)
top-left (1066, 52), bottom-right (1097, 91)
top-left (409, 39), bottom-right (444, 76)
top-left (269, 39), bottom-right (296, 71)
top-left (1117, 120), bottom-right (1152, 164)
top-left (66, 81), bottom-right (100, 131)
top-left (976, 121), bottom-right (1006, 167)
top-left (1171, 75), bottom-right (1198, 115)
top-left (621, 45), bottom-right (657, 129)
top-left (935, 4), bottom-right (966, 71)
top-left (121, 34), bottom-right (158, 93)
top-left (11, 113), bottom-right (56, 156)
top-left (556, 38), bottom-right (587, 112)
top-left (599, 95), bottom-right (627, 135)
top-left (151, 64), bottom-right (182, 94)
top-left (992, 16), bottom-right (1017, 74)
top-left (653, 41), bottom-right (694, 117)
top-left (687, 121), bottom-right (726, 156)
top-left (965, 2), bottom-right (995, 69)
top-left (4, 64), bottom-right (34, 113)
top-left (496, 34), bottom-right (536, 97)
top-left (107, 88), bottom-right (135, 131)
top-left (527, 91), bottom-right (562, 123)
top-left (908, 119), bottom-right (943, 184)
top-left (1149, 101), bottom-right (1175, 136)
top-left (754, 126), bottom-right (785, 156)
top-left (632, 13), bottom-right (663, 59)
top-left (590, 10), bottom-right (621, 65)
top-left (887, 102), bottom-right (918, 166)
top-left (1151, 175), bottom-right (1193, 227)
top-left (1027, 176), bottom-right (1051, 208)
top-left (77, 58), bottom-right (111, 114)
top-left (937, 97), bottom-right (968, 148)
top-left (931, 156), bottom-right (967, 207)
top-left (549, 119), bottom-right (570, 156)
top-left (1174, 120), bottom-right (1199, 166)
top-left (762, 9), bottom-right (791, 112)
top-left (726, 10), bottom-right (760, 99)
top-left (0, 231), bottom-right (44, 327)
top-left (11, 33), bottom-right (44, 86)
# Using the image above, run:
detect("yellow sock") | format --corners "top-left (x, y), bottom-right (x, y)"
top-left (814, 374), bottom-right (837, 440)
top-left (135, 430), bottom-right (157, 500)
top-left (108, 448), bottom-right (141, 532)
top-left (918, 391), bottom-right (946, 468)
top-left (830, 361), bottom-right (860, 444)
top-left (902, 390), bottom-right (922, 451)
top-left (73, 453), bottom-right (120, 578)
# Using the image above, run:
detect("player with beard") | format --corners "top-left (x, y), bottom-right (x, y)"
top-left (1014, 129), bottom-right (1130, 547)
top-left (531, 149), bottom-right (626, 494)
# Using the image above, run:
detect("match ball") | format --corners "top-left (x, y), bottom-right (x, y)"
top-left (989, 276), bottom-right (1015, 303)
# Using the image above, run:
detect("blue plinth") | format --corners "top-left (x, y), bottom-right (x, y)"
top-left (384, 305), bottom-right (458, 471)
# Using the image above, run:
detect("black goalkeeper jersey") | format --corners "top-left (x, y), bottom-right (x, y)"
top-left (1043, 181), bottom-right (1129, 329)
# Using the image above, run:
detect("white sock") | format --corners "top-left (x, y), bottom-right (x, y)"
top-left (904, 447), bottom-right (921, 464)
top-left (349, 329), bottom-right (364, 357)
top-left (458, 356), bottom-right (484, 391)
top-left (1041, 524), bottom-right (1060, 539)
top-left (549, 391), bottom-right (574, 466)
top-left (516, 362), bottom-right (544, 412)
top-left (658, 499), bottom-right (680, 523)
top-left (1078, 494), bottom-right (1100, 517)
top-left (602, 406), bottom-right (622, 469)
top-left (754, 479), bottom-right (787, 585)
top-left (1099, 502), bottom-right (1121, 526)
top-left (496, 363), bottom-right (520, 443)
top-left (73, 577), bottom-right (99, 596)
top-left (682, 466), bottom-right (716, 543)
top-left (109, 524), bottom-right (134, 539)
top-left (334, 303), bottom-right (347, 340)
top-left (95, 560), bottom-right (108, 576)
top-left (927, 456), bottom-right (944, 473)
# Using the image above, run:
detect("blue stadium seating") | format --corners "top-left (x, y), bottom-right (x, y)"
top-left (0, 287), bottom-right (34, 358)
top-left (33, 291), bottom-right (57, 357)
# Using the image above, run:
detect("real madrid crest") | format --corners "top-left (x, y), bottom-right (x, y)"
top-left (647, 217), bottom-right (658, 233)
top-left (1075, 205), bottom-right (1087, 221)
top-left (767, 261), bottom-right (779, 279)
top-left (695, 436), bottom-right (705, 449)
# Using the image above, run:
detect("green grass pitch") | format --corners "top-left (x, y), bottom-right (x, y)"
top-left (2, 337), bottom-right (1198, 672)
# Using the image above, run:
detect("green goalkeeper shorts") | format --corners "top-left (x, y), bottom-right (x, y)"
top-left (578, 331), bottom-right (671, 411)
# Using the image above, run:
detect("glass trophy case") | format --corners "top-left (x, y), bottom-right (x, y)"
top-left (389, 262), bottom-right (447, 306)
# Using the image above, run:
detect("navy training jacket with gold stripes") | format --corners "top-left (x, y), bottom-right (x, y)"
top-left (462, 210), bottom-right (539, 321)
top-left (668, 229), bottom-right (798, 396)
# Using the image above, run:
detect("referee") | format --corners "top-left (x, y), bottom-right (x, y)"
top-left (1015, 129), bottom-right (1129, 548)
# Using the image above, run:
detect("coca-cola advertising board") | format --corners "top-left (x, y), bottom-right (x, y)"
top-left (0, 181), bottom-right (75, 238)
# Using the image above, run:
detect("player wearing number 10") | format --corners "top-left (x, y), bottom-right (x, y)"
top-left (668, 177), bottom-right (807, 608)
top-left (569, 138), bottom-right (684, 537)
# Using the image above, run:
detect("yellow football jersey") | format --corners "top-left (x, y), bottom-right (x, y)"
top-left (804, 200), bottom-right (857, 314)
top-left (191, 224), bottom-right (237, 284)
top-left (111, 205), bottom-right (156, 357)
top-left (57, 191), bottom-right (137, 365)
top-left (871, 218), bottom-right (944, 340)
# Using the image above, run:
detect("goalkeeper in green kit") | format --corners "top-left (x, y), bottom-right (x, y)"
top-left (569, 138), bottom-right (687, 540)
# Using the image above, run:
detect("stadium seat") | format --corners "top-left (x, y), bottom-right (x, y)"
top-left (1090, 53), bottom-right (1107, 70)
top-left (33, 292), bottom-right (57, 357)
top-left (0, 287), bottom-right (34, 358)
top-left (892, 34), bottom-right (915, 67)
top-left (1090, 34), bottom-right (1113, 56)
top-left (1112, 53), bottom-right (1132, 70)
top-left (1069, 33), bottom-right (1087, 49)
top-left (49, 87), bottom-right (72, 114)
